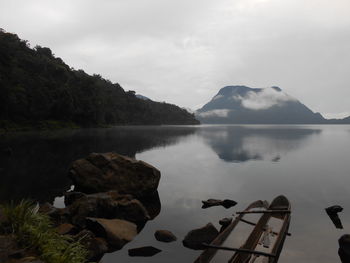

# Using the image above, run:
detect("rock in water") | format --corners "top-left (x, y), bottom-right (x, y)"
top-left (202, 199), bottom-right (237, 209)
top-left (154, 230), bottom-right (177, 242)
top-left (222, 199), bottom-right (238, 209)
top-left (339, 234), bottom-right (350, 263)
top-left (325, 205), bottom-right (344, 229)
top-left (219, 217), bottom-right (233, 232)
top-left (69, 152), bottom-right (161, 197)
top-left (86, 218), bottom-right (137, 249)
top-left (182, 223), bottom-right (219, 250)
top-left (128, 246), bottom-right (162, 257)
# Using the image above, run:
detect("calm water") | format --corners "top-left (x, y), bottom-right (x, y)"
top-left (1, 125), bottom-right (350, 262)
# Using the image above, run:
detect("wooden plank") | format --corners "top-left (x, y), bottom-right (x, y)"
top-left (194, 200), bottom-right (268, 263)
top-left (239, 218), bottom-right (291, 236)
top-left (269, 212), bottom-right (291, 262)
top-left (202, 243), bottom-right (276, 258)
top-left (236, 210), bottom-right (291, 215)
top-left (228, 210), bottom-right (273, 263)
top-left (229, 196), bottom-right (291, 263)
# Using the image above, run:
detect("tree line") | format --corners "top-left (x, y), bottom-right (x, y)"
top-left (0, 29), bottom-right (199, 129)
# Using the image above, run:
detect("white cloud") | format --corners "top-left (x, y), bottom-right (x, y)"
top-left (323, 112), bottom-right (350, 119)
top-left (197, 109), bottom-right (231, 118)
top-left (235, 87), bottom-right (296, 110)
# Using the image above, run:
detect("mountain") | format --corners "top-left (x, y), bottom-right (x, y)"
top-left (136, 94), bottom-right (151, 101)
top-left (196, 85), bottom-right (349, 124)
top-left (0, 29), bottom-right (199, 129)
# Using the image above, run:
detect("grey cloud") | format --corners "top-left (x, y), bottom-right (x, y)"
top-left (0, 0), bottom-right (349, 116)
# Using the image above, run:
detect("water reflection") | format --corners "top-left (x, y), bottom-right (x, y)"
top-left (0, 126), bottom-right (197, 202)
top-left (1, 125), bottom-right (349, 263)
top-left (200, 126), bottom-right (321, 162)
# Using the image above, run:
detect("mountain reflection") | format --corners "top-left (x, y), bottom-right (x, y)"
top-left (0, 126), bottom-right (197, 202)
top-left (200, 126), bottom-right (321, 162)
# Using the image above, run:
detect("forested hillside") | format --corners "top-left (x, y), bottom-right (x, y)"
top-left (0, 29), bottom-right (199, 129)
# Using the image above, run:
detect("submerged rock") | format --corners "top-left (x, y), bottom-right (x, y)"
top-left (325, 205), bottom-right (343, 229)
top-left (128, 246), bottom-right (162, 257)
top-left (339, 234), bottom-right (350, 263)
top-left (86, 218), bottom-right (137, 249)
top-left (182, 223), bottom-right (219, 250)
top-left (69, 152), bottom-right (161, 197)
top-left (154, 230), bottom-right (177, 242)
top-left (202, 199), bottom-right (237, 209)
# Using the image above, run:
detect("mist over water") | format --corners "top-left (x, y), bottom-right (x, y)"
top-left (1, 125), bottom-right (350, 262)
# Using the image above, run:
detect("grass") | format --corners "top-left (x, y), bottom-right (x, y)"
top-left (0, 200), bottom-right (89, 263)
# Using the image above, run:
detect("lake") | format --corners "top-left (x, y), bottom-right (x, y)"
top-left (1, 125), bottom-right (350, 262)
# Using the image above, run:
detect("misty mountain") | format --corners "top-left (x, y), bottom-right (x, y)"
top-left (196, 85), bottom-right (350, 124)
top-left (0, 30), bottom-right (199, 129)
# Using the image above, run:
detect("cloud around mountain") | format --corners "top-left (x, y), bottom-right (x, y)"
top-left (195, 85), bottom-right (329, 124)
top-left (236, 87), bottom-right (297, 110)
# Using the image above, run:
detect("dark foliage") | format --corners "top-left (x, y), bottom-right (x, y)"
top-left (0, 29), bottom-right (199, 128)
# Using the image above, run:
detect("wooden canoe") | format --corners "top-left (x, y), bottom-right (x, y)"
top-left (194, 195), bottom-right (291, 263)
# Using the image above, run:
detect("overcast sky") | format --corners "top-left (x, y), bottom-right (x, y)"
top-left (1, 0), bottom-right (349, 118)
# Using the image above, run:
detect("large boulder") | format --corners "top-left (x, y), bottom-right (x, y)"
top-left (66, 191), bottom-right (150, 227)
top-left (86, 218), bottom-right (137, 250)
top-left (69, 152), bottom-right (161, 197)
top-left (182, 223), bottom-right (219, 250)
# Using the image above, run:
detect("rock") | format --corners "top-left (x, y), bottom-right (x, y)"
top-left (138, 191), bottom-right (161, 220)
top-left (201, 199), bottom-right (237, 209)
top-left (86, 218), bottom-right (137, 249)
top-left (67, 191), bottom-right (150, 227)
top-left (64, 191), bottom-right (86, 206)
top-left (38, 203), bottom-right (68, 224)
top-left (74, 230), bottom-right (108, 261)
top-left (56, 223), bottom-right (76, 235)
top-left (339, 234), bottom-right (350, 263)
top-left (128, 246), bottom-right (162, 257)
top-left (21, 260), bottom-right (44, 263)
top-left (221, 199), bottom-right (238, 209)
top-left (219, 217), bottom-right (232, 227)
top-left (154, 230), bottom-right (177, 242)
top-left (0, 235), bottom-right (18, 261)
top-left (201, 199), bottom-right (221, 208)
top-left (182, 223), bottom-right (219, 250)
top-left (38, 202), bottom-right (59, 216)
top-left (325, 205), bottom-right (344, 229)
top-left (69, 152), bottom-right (161, 197)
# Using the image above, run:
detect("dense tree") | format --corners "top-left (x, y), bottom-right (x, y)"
top-left (0, 30), bottom-right (199, 128)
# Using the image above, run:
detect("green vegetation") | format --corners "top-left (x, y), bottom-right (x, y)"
top-left (0, 200), bottom-right (88, 263)
top-left (0, 28), bottom-right (199, 130)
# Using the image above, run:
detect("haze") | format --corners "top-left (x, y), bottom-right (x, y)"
top-left (1, 0), bottom-right (349, 118)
